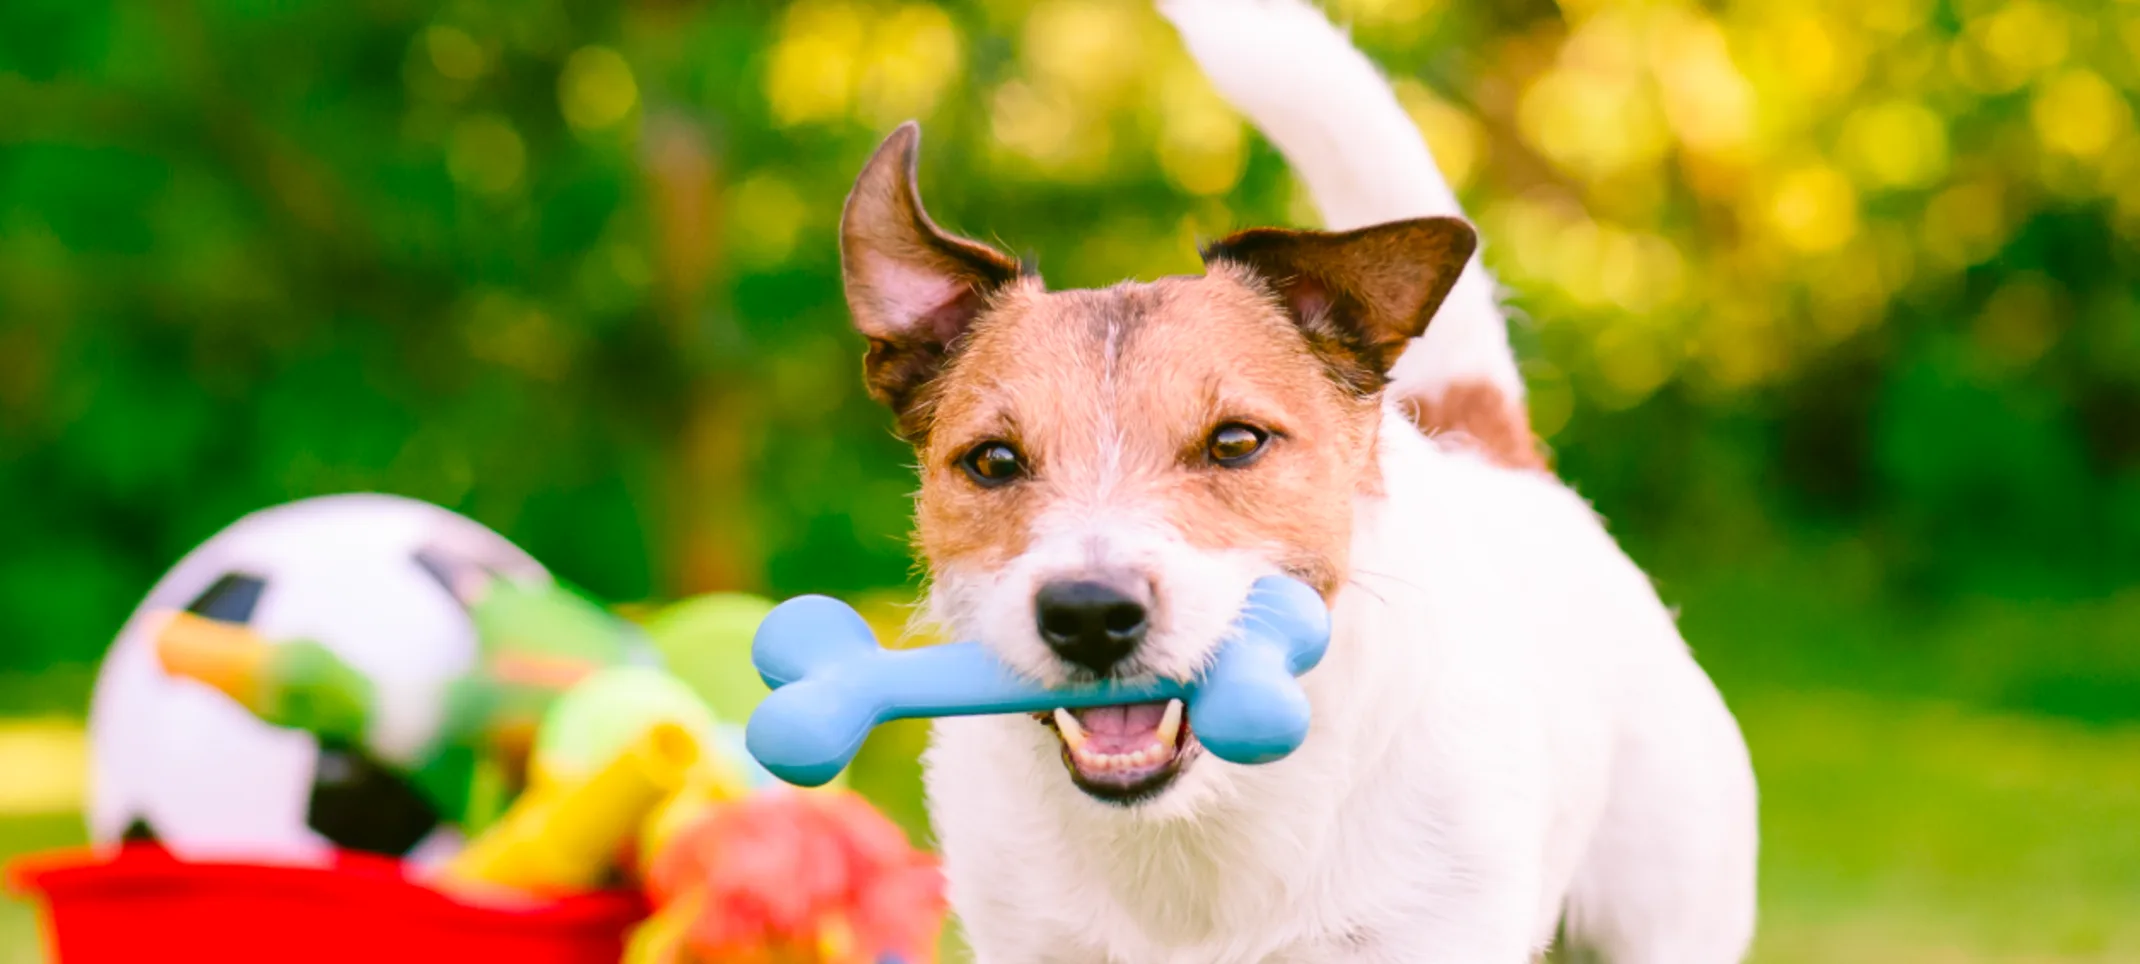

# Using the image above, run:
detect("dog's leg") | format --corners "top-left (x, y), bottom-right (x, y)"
top-left (1556, 659), bottom-right (1758, 964)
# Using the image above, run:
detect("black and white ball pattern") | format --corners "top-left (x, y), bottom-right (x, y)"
top-left (87, 493), bottom-right (548, 864)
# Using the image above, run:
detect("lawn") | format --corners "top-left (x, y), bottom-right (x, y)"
top-left (1738, 690), bottom-right (2140, 962)
top-left (4, 688), bottom-right (2136, 962)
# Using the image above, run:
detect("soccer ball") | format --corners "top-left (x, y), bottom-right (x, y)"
top-left (85, 493), bottom-right (549, 865)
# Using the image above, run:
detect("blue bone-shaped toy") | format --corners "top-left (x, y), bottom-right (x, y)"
top-left (745, 576), bottom-right (1331, 787)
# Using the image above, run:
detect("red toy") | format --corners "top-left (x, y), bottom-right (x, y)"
top-left (639, 788), bottom-right (944, 964)
top-left (8, 790), bottom-right (944, 964)
top-left (7, 844), bottom-right (647, 964)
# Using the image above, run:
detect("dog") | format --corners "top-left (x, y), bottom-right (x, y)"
top-left (830, 0), bottom-right (1759, 960)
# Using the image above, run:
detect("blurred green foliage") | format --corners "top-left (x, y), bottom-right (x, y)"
top-left (3, 0), bottom-right (2138, 717)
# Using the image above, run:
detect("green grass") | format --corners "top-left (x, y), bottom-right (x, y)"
top-left (1741, 690), bottom-right (2140, 962)
top-left (6, 691), bottom-right (2134, 963)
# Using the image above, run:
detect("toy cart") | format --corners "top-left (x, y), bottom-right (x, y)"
top-left (6, 844), bottom-right (648, 964)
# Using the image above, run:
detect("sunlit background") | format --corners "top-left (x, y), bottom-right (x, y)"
top-left (4, 0), bottom-right (2139, 959)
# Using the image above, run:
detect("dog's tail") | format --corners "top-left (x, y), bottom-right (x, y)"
top-left (1158, 0), bottom-right (1541, 469)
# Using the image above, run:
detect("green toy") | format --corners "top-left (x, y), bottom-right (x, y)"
top-left (154, 568), bottom-right (777, 837)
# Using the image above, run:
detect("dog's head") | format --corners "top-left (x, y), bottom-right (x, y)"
top-left (841, 124), bottom-right (1473, 807)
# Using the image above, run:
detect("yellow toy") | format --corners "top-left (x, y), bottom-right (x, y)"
top-left (434, 665), bottom-right (944, 963)
top-left (437, 720), bottom-right (699, 895)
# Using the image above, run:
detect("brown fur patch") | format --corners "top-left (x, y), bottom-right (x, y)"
top-left (912, 266), bottom-right (1380, 602)
top-left (1404, 379), bottom-right (1545, 471)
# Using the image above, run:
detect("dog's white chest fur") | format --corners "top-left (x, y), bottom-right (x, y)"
top-left (924, 422), bottom-right (1756, 963)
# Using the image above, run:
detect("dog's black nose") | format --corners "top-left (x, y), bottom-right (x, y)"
top-left (1035, 580), bottom-right (1148, 675)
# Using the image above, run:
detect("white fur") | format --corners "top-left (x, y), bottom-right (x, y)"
top-left (927, 422), bottom-right (1756, 962)
top-left (919, 2), bottom-right (1758, 960)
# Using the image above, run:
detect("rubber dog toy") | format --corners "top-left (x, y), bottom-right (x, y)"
top-left (746, 575), bottom-right (1330, 787)
top-left (436, 719), bottom-right (700, 896)
top-left (631, 787), bottom-right (946, 964)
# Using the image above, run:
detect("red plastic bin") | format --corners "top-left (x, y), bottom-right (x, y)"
top-left (6, 844), bottom-right (649, 964)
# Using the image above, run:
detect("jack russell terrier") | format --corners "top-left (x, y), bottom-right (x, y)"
top-left (831, 0), bottom-right (1758, 960)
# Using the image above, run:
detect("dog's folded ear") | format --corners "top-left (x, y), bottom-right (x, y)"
top-left (840, 122), bottom-right (1023, 434)
top-left (1203, 218), bottom-right (1478, 395)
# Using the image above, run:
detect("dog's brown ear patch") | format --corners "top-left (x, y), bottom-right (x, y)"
top-left (1203, 217), bottom-right (1477, 394)
top-left (840, 122), bottom-right (1023, 433)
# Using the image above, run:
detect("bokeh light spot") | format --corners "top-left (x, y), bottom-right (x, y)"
top-left (1284, 174), bottom-right (1323, 228)
top-left (767, 1), bottom-right (866, 127)
top-left (1592, 324), bottom-right (1673, 408)
top-left (855, 5), bottom-right (963, 128)
top-left (1768, 164), bottom-right (1860, 253)
top-left (992, 81), bottom-right (1078, 173)
top-left (1486, 191), bottom-right (1585, 288)
top-left (463, 290), bottom-right (572, 380)
top-left (1858, 0), bottom-right (1934, 36)
top-left (1518, 65), bottom-right (1668, 182)
top-left (1523, 361), bottom-right (1575, 440)
top-left (1024, 0), bottom-right (1146, 100)
top-left (2032, 70), bottom-right (2132, 159)
top-left (448, 114), bottom-right (526, 195)
top-left (1650, 10), bottom-right (1756, 156)
top-left (1155, 64), bottom-right (1244, 197)
top-left (1328, 0), bottom-right (1443, 45)
top-left (728, 173), bottom-right (809, 268)
top-left (1978, 0), bottom-right (2069, 82)
top-left (992, 73), bottom-right (1115, 179)
top-left (560, 46), bottom-right (639, 133)
top-left (1839, 100), bottom-right (1950, 190)
top-left (1393, 79), bottom-right (1482, 191)
top-left (1330, 0), bottom-right (1442, 30)
top-left (1762, 13), bottom-right (1857, 102)
top-left (425, 26), bottom-right (487, 83)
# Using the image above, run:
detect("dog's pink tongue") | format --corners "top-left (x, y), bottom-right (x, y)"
top-left (1072, 702), bottom-right (1167, 753)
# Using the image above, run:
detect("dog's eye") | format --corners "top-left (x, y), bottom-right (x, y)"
top-left (960, 441), bottom-right (1025, 487)
top-left (1207, 423), bottom-right (1269, 466)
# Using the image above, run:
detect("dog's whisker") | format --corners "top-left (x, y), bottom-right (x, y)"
top-left (1349, 567), bottom-right (1426, 595)
top-left (1344, 578), bottom-right (1389, 606)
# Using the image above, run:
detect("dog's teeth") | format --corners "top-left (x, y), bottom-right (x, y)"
top-left (1053, 708), bottom-right (1087, 752)
top-left (1059, 704), bottom-right (1191, 775)
top-left (1156, 699), bottom-right (1183, 748)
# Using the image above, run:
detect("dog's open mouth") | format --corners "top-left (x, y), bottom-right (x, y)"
top-left (1036, 698), bottom-right (1195, 803)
